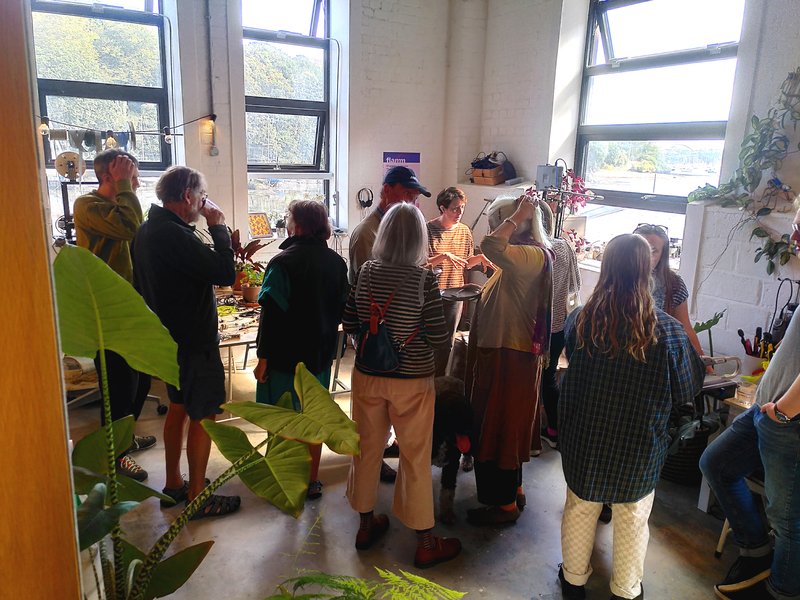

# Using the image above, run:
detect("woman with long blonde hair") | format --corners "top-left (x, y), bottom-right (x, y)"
top-left (557, 233), bottom-right (704, 600)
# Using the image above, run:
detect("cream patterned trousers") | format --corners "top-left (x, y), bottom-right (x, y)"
top-left (561, 487), bottom-right (655, 599)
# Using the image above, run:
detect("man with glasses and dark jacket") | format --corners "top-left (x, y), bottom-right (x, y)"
top-left (133, 165), bottom-right (240, 520)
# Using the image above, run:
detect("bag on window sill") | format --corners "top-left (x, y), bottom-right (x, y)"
top-left (355, 264), bottom-right (422, 375)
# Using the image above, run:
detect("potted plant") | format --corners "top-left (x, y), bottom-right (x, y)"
top-left (688, 67), bottom-right (800, 275)
top-left (241, 264), bottom-right (264, 303)
top-left (231, 229), bottom-right (266, 290)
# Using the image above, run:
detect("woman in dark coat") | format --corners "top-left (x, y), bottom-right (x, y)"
top-left (253, 200), bottom-right (348, 500)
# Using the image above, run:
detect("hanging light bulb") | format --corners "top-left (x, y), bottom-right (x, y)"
top-left (163, 126), bottom-right (173, 145)
top-left (38, 116), bottom-right (50, 136)
top-left (105, 130), bottom-right (118, 149)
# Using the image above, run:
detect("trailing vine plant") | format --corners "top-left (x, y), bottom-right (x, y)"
top-left (688, 67), bottom-right (800, 275)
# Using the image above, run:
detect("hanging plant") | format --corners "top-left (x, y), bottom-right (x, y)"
top-left (688, 67), bottom-right (800, 275)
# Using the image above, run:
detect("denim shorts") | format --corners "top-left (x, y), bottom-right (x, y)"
top-left (166, 348), bottom-right (225, 421)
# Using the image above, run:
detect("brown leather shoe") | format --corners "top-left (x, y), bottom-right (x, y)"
top-left (355, 514), bottom-right (390, 550)
top-left (414, 536), bottom-right (462, 568)
top-left (466, 505), bottom-right (520, 526)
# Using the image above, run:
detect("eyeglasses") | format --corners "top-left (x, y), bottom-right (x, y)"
top-left (447, 204), bottom-right (466, 214)
top-left (634, 223), bottom-right (668, 237)
top-left (200, 192), bottom-right (208, 208)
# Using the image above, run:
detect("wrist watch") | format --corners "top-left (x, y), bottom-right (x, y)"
top-left (774, 404), bottom-right (794, 423)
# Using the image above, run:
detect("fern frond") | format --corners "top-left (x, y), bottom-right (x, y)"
top-left (374, 569), bottom-right (466, 600)
top-left (271, 572), bottom-right (376, 599)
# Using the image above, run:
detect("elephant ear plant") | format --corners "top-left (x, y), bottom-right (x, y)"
top-left (54, 246), bottom-right (360, 600)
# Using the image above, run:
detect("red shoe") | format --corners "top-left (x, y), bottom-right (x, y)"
top-left (355, 514), bottom-right (390, 550)
top-left (414, 536), bottom-right (462, 569)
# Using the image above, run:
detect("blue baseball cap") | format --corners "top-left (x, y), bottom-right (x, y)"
top-left (383, 166), bottom-right (431, 197)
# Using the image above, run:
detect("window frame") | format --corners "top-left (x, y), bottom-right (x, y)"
top-left (243, 1), bottom-right (330, 174)
top-left (574, 0), bottom-right (740, 214)
top-left (32, 0), bottom-right (171, 171)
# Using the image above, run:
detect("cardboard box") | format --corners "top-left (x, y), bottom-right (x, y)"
top-left (473, 173), bottom-right (506, 185)
top-left (473, 165), bottom-right (504, 178)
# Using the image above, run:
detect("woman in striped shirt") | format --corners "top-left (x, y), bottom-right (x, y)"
top-left (426, 187), bottom-right (491, 376)
top-left (343, 202), bottom-right (462, 569)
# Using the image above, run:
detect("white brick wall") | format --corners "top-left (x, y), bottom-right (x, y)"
top-left (691, 205), bottom-right (800, 358)
top-left (347, 0), bottom-right (449, 227)
top-left (479, 0), bottom-right (563, 181)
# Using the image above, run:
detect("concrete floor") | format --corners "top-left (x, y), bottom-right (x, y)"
top-left (67, 347), bottom-right (734, 600)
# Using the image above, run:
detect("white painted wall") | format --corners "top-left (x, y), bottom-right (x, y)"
top-left (479, 0), bottom-right (562, 181)
top-left (347, 0), bottom-right (450, 224)
top-left (684, 0), bottom-right (800, 359)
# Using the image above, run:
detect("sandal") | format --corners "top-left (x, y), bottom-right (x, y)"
top-left (307, 480), bottom-right (323, 500)
top-left (161, 477), bottom-right (211, 508)
top-left (188, 493), bottom-right (241, 520)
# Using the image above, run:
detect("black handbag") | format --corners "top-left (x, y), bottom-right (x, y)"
top-left (355, 265), bottom-right (420, 375)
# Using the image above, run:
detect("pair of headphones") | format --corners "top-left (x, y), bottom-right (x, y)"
top-left (357, 187), bottom-right (373, 209)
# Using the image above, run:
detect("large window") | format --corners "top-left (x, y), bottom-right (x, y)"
top-left (575, 0), bottom-right (746, 214)
top-left (242, 0), bottom-right (331, 224)
top-left (32, 1), bottom-right (170, 170)
top-left (32, 1), bottom-right (170, 243)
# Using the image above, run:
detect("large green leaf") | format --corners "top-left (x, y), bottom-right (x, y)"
top-left (142, 541), bottom-right (214, 600)
top-left (73, 466), bottom-right (174, 504)
top-left (119, 539), bottom-right (214, 600)
top-left (76, 483), bottom-right (138, 550)
top-left (53, 245), bottom-right (179, 387)
top-left (203, 420), bottom-right (309, 517)
top-left (223, 363), bottom-right (359, 456)
top-left (72, 416), bottom-right (135, 474)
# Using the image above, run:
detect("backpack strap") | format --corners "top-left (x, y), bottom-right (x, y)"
top-left (362, 263), bottom-right (422, 346)
top-left (367, 265), bottom-right (415, 318)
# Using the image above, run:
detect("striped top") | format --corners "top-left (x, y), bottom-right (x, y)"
top-left (551, 238), bottom-right (581, 333)
top-left (342, 260), bottom-right (449, 378)
top-left (652, 272), bottom-right (689, 314)
top-left (426, 220), bottom-right (474, 289)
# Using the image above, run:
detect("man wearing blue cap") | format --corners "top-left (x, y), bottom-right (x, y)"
top-left (348, 165), bottom-right (431, 284)
top-left (347, 165), bottom-right (431, 483)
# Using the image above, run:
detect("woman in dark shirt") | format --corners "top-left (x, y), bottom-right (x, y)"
top-left (253, 200), bottom-right (348, 500)
top-left (558, 233), bottom-right (704, 600)
top-left (342, 202), bottom-right (461, 569)
top-left (633, 223), bottom-right (703, 356)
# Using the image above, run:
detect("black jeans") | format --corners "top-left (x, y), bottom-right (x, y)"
top-left (94, 350), bottom-right (151, 426)
top-left (434, 298), bottom-right (463, 377)
top-left (541, 330), bottom-right (565, 432)
top-left (475, 459), bottom-right (522, 506)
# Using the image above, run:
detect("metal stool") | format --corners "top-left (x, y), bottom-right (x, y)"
top-left (331, 326), bottom-right (350, 396)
